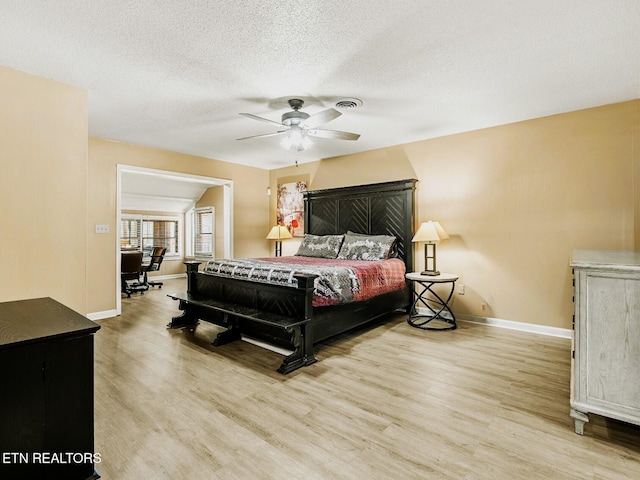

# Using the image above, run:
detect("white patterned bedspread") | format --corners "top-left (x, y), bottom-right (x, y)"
top-left (202, 256), bottom-right (406, 307)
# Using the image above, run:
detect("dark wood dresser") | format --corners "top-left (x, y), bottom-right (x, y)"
top-left (0, 297), bottom-right (101, 479)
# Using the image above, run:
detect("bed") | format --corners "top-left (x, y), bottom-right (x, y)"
top-left (168, 178), bottom-right (417, 373)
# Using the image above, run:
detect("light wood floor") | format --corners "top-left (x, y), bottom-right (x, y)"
top-left (94, 278), bottom-right (640, 479)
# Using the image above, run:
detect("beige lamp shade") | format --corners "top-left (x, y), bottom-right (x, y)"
top-left (412, 221), bottom-right (449, 276)
top-left (266, 225), bottom-right (293, 240)
top-left (412, 221), bottom-right (449, 243)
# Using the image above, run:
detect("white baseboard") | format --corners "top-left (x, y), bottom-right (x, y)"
top-left (87, 309), bottom-right (118, 321)
top-left (148, 273), bottom-right (187, 281)
top-left (88, 297), bottom-right (570, 339)
top-left (456, 313), bottom-right (572, 339)
top-left (414, 307), bottom-right (571, 339)
top-left (88, 274), bottom-right (185, 320)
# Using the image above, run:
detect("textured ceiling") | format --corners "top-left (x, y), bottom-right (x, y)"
top-left (1, 1), bottom-right (639, 170)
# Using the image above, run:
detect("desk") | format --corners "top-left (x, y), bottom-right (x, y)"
top-left (406, 272), bottom-right (458, 331)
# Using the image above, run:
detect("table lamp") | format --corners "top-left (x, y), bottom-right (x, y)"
top-left (266, 225), bottom-right (292, 256)
top-left (412, 221), bottom-right (449, 276)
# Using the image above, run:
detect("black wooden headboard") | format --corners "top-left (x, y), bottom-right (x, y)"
top-left (303, 179), bottom-right (418, 272)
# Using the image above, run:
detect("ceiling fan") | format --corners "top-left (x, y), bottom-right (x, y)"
top-left (237, 98), bottom-right (360, 151)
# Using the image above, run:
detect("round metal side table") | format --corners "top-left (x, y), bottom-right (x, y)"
top-left (406, 272), bottom-right (458, 331)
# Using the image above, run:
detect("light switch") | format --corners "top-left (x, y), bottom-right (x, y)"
top-left (95, 224), bottom-right (110, 234)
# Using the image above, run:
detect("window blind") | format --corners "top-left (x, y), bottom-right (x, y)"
top-left (121, 215), bottom-right (180, 256)
top-left (142, 219), bottom-right (178, 255)
top-left (194, 207), bottom-right (214, 257)
top-left (120, 218), bottom-right (142, 250)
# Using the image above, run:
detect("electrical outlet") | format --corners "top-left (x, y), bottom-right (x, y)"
top-left (480, 302), bottom-right (487, 311)
top-left (458, 284), bottom-right (465, 295)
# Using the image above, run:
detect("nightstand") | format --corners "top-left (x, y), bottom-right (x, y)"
top-left (405, 272), bottom-right (459, 330)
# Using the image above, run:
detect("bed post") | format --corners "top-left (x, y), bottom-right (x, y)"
top-left (184, 261), bottom-right (201, 293)
top-left (166, 261), bottom-right (202, 329)
top-left (277, 273), bottom-right (318, 374)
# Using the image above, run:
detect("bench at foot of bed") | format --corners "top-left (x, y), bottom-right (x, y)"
top-left (167, 292), bottom-right (316, 374)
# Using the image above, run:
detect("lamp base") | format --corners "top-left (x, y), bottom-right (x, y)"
top-left (420, 270), bottom-right (440, 276)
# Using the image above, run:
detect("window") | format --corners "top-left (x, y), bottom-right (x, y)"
top-left (142, 218), bottom-right (178, 254)
top-left (185, 207), bottom-right (214, 258)
top-left (120, 218), bottom-right (142, 251)
top-left (120, 215), bottom-right (181, 257)
top-left (193, 207), bottom-right (214, 258)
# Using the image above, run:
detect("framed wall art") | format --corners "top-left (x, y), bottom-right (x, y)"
top-left (276, 181), bottom-right (306, 237)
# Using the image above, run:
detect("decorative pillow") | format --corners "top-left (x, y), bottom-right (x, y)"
top-left (294, 234), bottom-right (344, 259)
top-left (337, 232), bottom-right (397, 261)
top-left (346, 230), bottom-right (399, 258)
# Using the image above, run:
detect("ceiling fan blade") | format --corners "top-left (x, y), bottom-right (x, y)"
top-left (236, 130), bottom-right (288, 141)
top-left (301, 108), bottom-right (342, 129)
top-left (239, 112), bottom-right (283, 126)
top-left (306, 129), bottom-right (360, 141)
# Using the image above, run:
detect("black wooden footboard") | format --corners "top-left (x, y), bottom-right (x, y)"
top-left (168, 262), bottom-right (411, 373)
top-left (168, 262), bottom-right (319, 373)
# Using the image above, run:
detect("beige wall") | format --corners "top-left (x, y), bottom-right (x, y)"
top-left (270, 101), bottom-right (639, 329)
top-left (0, 65), bottom-right (88, 313)
top-left (88, 138), bottom-right (270, 314)
top-left (196, 186), bottom-right (225, 258)
top-left (2, 64), bottom-right (636, 327)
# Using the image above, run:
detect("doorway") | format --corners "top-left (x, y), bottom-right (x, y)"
top-left (116, 165), bottom-right (233, 315)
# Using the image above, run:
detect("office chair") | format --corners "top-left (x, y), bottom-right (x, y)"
top-left (143, 246), bottom-right (167, 288)
top-left (121, 251), bottom-right (149, 298)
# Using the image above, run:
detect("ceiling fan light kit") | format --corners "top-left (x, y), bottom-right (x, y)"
top-left (238, 98), bottom-right (361, 154)
top-left (280, 126), bottom-right (313, 151)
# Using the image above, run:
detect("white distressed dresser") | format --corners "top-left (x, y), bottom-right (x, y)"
top-left (570, 250), bottom-right (640, 435)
